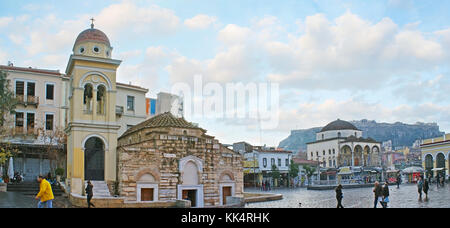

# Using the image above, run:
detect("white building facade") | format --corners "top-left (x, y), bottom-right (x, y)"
top-left (307, 119), bottom-right (381, 168)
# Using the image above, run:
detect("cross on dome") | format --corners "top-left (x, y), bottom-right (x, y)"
top-left (90, 18), bottom-right (95, 29)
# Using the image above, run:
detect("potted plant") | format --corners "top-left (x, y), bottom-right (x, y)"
top-left (55, 168), bottom-right (64, 182)
top-left (3, 175), bottom-right (9, 184)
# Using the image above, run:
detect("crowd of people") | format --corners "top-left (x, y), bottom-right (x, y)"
top-left (335, 173), bottom-right (446, 208)
top-left (260, 180), bottom-right (272, 191)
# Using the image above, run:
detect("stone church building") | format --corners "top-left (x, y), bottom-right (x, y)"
top-left (57, 21), bottom-right (243, 207)
top-left (117, 112), bottom-right (243, 207)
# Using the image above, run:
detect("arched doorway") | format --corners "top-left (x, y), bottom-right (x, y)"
top-left (354, 145), bottom-right (363, 166)
top-left (425, 154), bottom-right (434, 178)
top-left (178, 156), bottom-right (204, 207)
top-left (219, 172), bottom-right (235, 205)
top-left (364, 146), bottom-right (371, 166)
top-left (339, 145), bottom-right (352, 167)
top-left (84, 137), bottom-right (105, 181)
top-left (136, 173), bottom-right (158, 202)
top-left (436, 153), bottom-right (445, 178)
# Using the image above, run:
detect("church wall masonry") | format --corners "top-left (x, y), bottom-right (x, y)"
top-left (117, 119), bottom-right (244, 207)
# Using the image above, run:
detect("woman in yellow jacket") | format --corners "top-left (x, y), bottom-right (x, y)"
top-left (35, 175), bottom-right (54, 208)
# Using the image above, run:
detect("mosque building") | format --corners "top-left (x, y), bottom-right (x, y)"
top-left (306, 119), bottom-right (381, 168)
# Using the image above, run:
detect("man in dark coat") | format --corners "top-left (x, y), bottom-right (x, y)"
top-left (423, 178), bottom-right (429, 200)
top-left (85, 180), bottom-right (95, 208)
top-left (381, 181), bottom-right (390, 208)
top-left (373, 181), bottom-right (383, 208)
top-left (335, 184), bottom-right (344, 208)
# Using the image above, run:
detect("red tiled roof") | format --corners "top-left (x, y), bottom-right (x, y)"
top-left (0, 65), bottom-right (64, 77)
top-left (293, 158), bottom-right (320, 165)
top-left (75, 28), bottom-right (110, 47)
top-left (119, 112), bottom-right (204, 139)
top-left (256, 149), bottom-right (293, 154)
top-left (420, 139), bottom-right (450, 147)
top-left (116, 82), bottom-right (147, 90)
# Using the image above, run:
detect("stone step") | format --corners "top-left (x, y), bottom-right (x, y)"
top-left (85, 181), bottom-right (111, 197)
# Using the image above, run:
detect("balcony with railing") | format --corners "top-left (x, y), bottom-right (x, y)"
top-left (16, 95), bottom-right (39, 107)
top-left (116, 105), bottom-right (124, 116)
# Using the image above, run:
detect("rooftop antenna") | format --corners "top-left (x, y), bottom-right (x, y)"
top-left (90, 17), bottom-right (95, 29)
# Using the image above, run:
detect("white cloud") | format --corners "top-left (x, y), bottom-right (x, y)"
top-left (218, 24), bottom-right (253, 46)
top-left (117, 46), bottom-right (178, 93)
top-left (94, 1), bottom-right (180, 39)
top-left (8, 34), bottom-right (24, 45)
top-left (388, 0), bottom-right (414, 9)
top-left (265, 12), bottom-right (447, 90)
top-left (271, 99), bottom-right (450, 133)
top-left (0, 49), bottom-right (7, 64)
top-left (184, 14), bottom-right (217, 30)
top-left (0, 17), bottom-right (13, 28)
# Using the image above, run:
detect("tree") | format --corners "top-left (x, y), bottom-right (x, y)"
top-left (0, 69), bottom-right (19, 179)
top-left (37, 126), bottom-right (66, 176)
top-left (303, 164), bottom-right (316, 186)
top-left (0, 142), bottom-right (18, 178)
top-left (271, 164), bottom-right (280, 187)
top-left (0, 69), bottom-right (18, 132)
top-left (289, 160), bottom-right (299, 178)
top-left (288, 160), bottom-right (299, 187)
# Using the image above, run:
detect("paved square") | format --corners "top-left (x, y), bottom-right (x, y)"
top-left (245, 183), bottom-right (450, 208)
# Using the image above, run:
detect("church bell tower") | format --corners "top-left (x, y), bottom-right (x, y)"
top-left (65, 20), bottom-right (121, 195)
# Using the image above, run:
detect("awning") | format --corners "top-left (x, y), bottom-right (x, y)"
top-left (431, 167), bottom-right (446, 171)
top-left (338, 167), bottom-right (352, 175)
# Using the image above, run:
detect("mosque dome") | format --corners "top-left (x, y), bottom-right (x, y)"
top-left (320, 119), bottom-right (359, 133)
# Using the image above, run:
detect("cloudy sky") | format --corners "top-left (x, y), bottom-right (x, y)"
top-left (1, 0), bottom-right (449, 147)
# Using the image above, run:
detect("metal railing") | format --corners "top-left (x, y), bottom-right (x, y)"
top-left (16, 95), bottom-right (39, 107)
top-left (312, 179), bottom-right (370, 186)
top-left (115, 105), bottom-right (124, 116)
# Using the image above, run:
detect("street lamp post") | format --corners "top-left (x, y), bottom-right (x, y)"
top-left (253, 153), bottom-right (257, 189)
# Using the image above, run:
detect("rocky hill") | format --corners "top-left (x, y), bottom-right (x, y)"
top-left (278, 120), bottom-right (444, 153)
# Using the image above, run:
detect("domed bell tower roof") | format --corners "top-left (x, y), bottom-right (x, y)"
top-left (72, 18), bottom-right (113, 58)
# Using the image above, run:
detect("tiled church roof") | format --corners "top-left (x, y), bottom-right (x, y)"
top-left (120, 112), bottom-right (203, 138)
top-left (75, 28), bottom-right (111, 47)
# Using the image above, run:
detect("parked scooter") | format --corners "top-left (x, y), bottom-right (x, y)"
top-left (12, 172), bottom-right (23, 183)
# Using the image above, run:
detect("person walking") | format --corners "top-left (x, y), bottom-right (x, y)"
top-left (436, 173), bottom-right (440, 188)
top-left (417, 175), bottom-right (423, 201)
top-left (35, 175), bottom-right (54, 208)
top-left (373, 181), bottom-right (383, 208)
top-left (335, 184), bottom-right (344, 208)
top-left (396, 173), bottom-right (401, 189)
top-left (381, 181), bottom-right (390, 208)
top-left (85, 180), bottom-right (95, 208)
top-left (423, 178), bottom-right (429, 201)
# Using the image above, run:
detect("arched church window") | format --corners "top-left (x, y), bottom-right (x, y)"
top-left (97, 85), bottom-right (106, 115)
top-left (84, 84), bottom-right (93, 113)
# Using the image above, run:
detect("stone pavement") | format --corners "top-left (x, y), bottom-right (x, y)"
top-left (245, 183), bottom-right (450, 208)
top-left (0, 191), bottom-right (74, 208)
